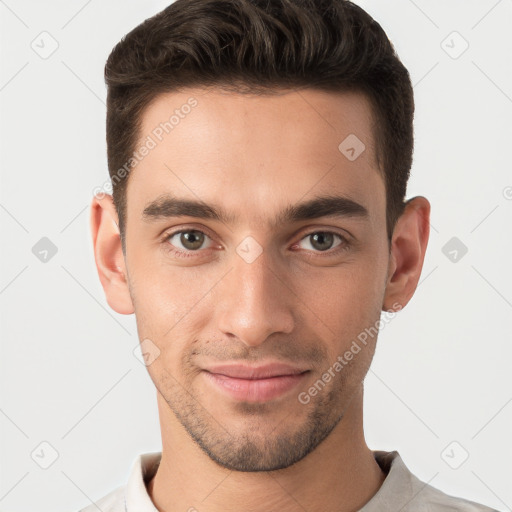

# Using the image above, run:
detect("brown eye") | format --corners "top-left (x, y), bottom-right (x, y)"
top-left (167, 230), bottom-right (211, 251)
top-left (298, 232), bottom-right (343, 252)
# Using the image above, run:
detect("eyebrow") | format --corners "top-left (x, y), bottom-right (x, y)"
top-left (142, 193), bottom-right (369, 227)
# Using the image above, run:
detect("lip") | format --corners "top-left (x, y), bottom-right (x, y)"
top-left (202, 362), bottom-right (309, 402)
top-left (203, 362), bottom-right (308, 379)
top-left (202, 372), bottom-right (308, 403)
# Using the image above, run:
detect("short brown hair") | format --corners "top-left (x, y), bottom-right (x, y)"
top-left (104, 0), bottom-right (414, 250)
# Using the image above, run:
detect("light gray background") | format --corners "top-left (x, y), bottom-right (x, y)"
top-left (1, 1), bottom-right (511, 511)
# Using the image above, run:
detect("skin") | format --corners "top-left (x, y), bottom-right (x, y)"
top-left (91, 87), bottom-right (430, 512)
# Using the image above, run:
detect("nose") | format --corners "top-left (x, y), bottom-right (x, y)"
top-left (215, 247), bottom-right (295, 348)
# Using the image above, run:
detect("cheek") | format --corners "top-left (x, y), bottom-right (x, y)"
top-left (294, 257), bottom-right (385, 333)
top-left (129, 249), bottom-right (209, 329)
top-left (127, 259), bottom-right (220, 376)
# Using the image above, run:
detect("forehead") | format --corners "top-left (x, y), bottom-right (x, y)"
top-left (126, 86), bottom-right (385, 227)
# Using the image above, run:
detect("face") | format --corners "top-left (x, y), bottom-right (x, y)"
top-left (121, 87), bottom-right (393, 471)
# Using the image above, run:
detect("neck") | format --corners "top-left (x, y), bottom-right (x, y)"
top-left (148, 386), bottom-right (385, 512)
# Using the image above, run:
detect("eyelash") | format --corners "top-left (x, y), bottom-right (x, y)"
top-left (161, 227), bottom-right (352, 259)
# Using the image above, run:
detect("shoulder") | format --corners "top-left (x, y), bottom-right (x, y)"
top-left (411, 480), bottom-right (499, 512)
top-left (76, 485), bottom-right (125, 512)
top-left (368, 451), bottom-right (499, 512)
top-left (400, 462), bottom-right (499, 512)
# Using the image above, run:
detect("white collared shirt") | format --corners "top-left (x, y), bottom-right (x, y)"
top-left (77, 450), bottom-right (498, 512)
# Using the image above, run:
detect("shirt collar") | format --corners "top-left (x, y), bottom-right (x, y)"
top-left (125, 451), bottom-right (161, 512)
top-left (124, 450), bottom-right (409, 512)
top-left (359, 450), bottom-right (418, 511)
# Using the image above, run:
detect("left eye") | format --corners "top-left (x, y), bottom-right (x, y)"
top-left (166, 230), bottom-right (213, 251)
top-left (297, 232), bottom-right (344, 252)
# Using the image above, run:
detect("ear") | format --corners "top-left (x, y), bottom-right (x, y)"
top-left (382, 196), bottom-right (431, 312)
top-left (90, 194), bottom-right (134, 315)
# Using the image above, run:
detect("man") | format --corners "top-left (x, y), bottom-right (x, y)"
top-left (84, 0), bottom-right (498, 510)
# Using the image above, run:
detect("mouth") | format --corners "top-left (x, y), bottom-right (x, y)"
top-left (201, 362), bottom-right (310, 403)
top-left (203, 362), bottom-right (309, 379)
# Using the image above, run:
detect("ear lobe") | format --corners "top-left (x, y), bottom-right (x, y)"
top-left (90, 194), bottom-right (134, 315)
top-left (382, 196), bottom-right (431, 312)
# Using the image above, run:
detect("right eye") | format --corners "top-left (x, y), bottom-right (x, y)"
top-left (164, 229), bottom-right (214, 255)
